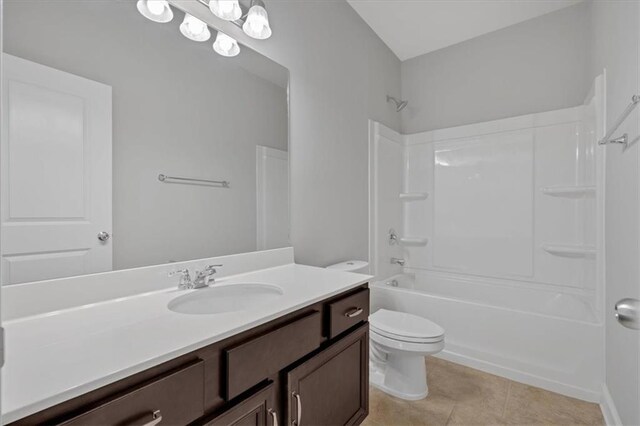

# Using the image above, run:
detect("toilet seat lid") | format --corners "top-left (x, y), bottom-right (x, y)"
top-left (370, 309), bottom-right (444, 340)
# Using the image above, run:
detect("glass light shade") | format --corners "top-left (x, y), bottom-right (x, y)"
top-left (180, 14), bottom-right (211, 41)
top-left (136, 0), bottom-right (173, 23)
top-left (213, 32), bottom-right (240, 57)
top-left (209, 0), bottom-right (242, 21)
top-left (242, 2), bottom-right (272, 40)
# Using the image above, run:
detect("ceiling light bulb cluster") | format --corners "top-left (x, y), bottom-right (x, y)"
top-left (136, 0), bottom-right (273, 58)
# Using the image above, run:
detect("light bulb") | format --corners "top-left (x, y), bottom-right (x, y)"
top-left (147, 0), bottom-right (165, 15)
top-left (180, 13), bottom-right (211, 42)
top-left (220, 37), bottom-right (232, 51)
top-left (213, 31), bottom-right (240, 57)
top-left (242, 1), bottom-right (271, 40)
top-left (250, 15), bottom-right (265, 32)
top-left (209, 0), bottom-right (242, 21)
top-left (137, 0), bottom-right (173, 23)
top-left (219, 1), bottom-right (234, 14)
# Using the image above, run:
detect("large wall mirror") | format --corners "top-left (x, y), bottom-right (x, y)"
top-left (2, 0), bottom-right (289, 285)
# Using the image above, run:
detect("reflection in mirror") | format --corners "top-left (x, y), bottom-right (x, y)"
top-left (2, 0), bottom-right (289, 285)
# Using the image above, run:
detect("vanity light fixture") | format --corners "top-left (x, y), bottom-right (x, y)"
top-left (209, 0), bottom-right (242, 21)
top-left (180, 13), bottom-right (211, 41)
top-left (242, 0), bottom-right (272, 40)
top-left (213, 31), bottom-right (240, 57)
top-left (136, 0), bottom-right (174, 23)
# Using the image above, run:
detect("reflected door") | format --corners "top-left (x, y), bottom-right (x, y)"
top-left (1, 54), bottom-right (112, 285)
top-left (256, 146), bottom-right (289, 250)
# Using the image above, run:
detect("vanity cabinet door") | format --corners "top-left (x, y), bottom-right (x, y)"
top-left (286, 324), bottom-right (368, 426)
top-left (204, 383), bottom-right (278, 426)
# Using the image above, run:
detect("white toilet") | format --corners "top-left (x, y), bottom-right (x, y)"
top-left (325, 261), bottom-right (445, 401)
top-left (369, 309), bottom-right (445, 400)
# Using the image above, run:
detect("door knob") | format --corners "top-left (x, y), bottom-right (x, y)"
top-left (615, 298), bottom-right (640, 330)
top-left (97, 231), bottom-right (111, 242)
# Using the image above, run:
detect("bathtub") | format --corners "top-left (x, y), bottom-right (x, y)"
top-left (371, 272), bottom-right (604, 402)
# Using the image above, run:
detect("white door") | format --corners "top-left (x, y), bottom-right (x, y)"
top-left (256, 146), bottom-right (289, 250)
top-left (1, 54), bottom-right (112, 285)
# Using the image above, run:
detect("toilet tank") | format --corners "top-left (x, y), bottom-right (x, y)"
top-left (326, 260), bottom-right (369, 273)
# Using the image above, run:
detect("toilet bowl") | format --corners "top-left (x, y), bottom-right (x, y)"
top-left (369, 309), bottom-right (445, 400)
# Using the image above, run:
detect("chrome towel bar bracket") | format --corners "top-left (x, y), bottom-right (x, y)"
top-left (598, 94), bottom-right (640, 147)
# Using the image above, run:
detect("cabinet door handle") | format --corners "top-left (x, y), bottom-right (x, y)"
top-left (268, 408), bottom-right (279, 426)
top-left (128, 410), bottom-right (162, 426)
top-left (345, 308), bottom-right (364, 318)
top-left (292, 392), bottom-right (302, 426)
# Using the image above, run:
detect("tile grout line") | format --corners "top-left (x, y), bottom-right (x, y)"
top-left (444, 402), bottom-right (456, 426)
top-left (501, 380), bottom-right (513, 419)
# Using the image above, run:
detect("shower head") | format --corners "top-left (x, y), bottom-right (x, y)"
top-left (387, 95), bottom-right (408, 112)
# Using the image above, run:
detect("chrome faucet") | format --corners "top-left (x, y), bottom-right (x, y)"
top-left (390, 257), bottom-right (405, 266)
top-left (169, 269), bottom-right (192, 290)
top-left (193, 264), bottom-right (223, 289)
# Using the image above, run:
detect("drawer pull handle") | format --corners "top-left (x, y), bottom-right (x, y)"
top-left (268, 408), bottom-right (279, 426)
top-left (345, 308), bottom-right (364, 318)
top-left (139, 410), bottom-right (162, 426)
top-left (292, 392), bottom-right (302, 426)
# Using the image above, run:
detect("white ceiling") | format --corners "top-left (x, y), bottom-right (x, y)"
top-left (347, 0), bottom-right (583, 61)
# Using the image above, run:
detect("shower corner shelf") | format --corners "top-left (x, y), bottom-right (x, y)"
top-left (542, 244), bottom-right (596, 259)
top-left (399, 192), bottom-right (429, 201)
top-left (541, 186), bottom-right (596, 198)
top-left (399, 237), bottom-right (428, 247)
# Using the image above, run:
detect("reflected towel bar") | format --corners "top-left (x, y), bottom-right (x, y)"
top-left (158, 174), bottom-right (230, 188)
top-left (599, 94), bottom-right (640, 146)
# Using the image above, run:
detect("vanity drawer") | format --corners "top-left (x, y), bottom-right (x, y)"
top-left (327, 288), bottom-right (370, 338)
top-left (59, 360), bottom-right (204, 426)
top-left (225, 310), bottom-right (322, 400)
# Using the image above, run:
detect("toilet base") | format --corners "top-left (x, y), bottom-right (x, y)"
top-left (369, 351), bottom-right (429, 400)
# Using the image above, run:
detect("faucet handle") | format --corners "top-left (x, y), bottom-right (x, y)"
top-left (197, 264), bottom-right (222, 276)
top-left (169, 269), bottom-right (192, 289)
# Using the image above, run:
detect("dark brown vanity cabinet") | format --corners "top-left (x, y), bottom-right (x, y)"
top-left (11, 285), bottom-right (369, 426)
top-left (287, 324), bottom-right (369, 426)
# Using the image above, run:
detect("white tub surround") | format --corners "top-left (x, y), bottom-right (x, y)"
top-left (2, 247), bottom-right (372, 423)
top-left (368, 74), bottom-right (606, 402)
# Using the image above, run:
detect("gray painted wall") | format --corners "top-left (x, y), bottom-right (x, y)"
top-left (4, 1), bottom-right (288, 270)
top-left (400, 2), bottom-right (591, 133)
top-left (202, 0), bottom-right (402, 267)
top-left (589, 2), bottom-right (640, 424)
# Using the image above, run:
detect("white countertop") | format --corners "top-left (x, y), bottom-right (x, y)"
top-left (2, 263), bottom-right (371, 423)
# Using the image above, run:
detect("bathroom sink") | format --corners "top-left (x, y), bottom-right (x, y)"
top-left (168, 283), bottom-right (284, 315)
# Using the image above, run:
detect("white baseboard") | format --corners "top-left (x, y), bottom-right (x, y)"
top-left (435, 350), bottom-right (601, 403)
top-left (600, 384), bottom-right (622, 426)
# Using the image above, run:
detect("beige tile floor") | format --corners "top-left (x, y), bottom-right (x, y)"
top-left (362, 357), bottom-right (604, 426)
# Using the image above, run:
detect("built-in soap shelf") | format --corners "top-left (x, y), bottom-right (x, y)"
top-left (542, 244), bottom-right (596, 259)
top-left (400, 192), bottom-right (429, 201)
top-left (541, 186), bottom-right (596, 198)
top-left (399, 237), bottom-right (428, 247)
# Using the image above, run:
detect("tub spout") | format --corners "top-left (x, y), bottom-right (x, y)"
top-left (391, 257), bottom-right (405, 266)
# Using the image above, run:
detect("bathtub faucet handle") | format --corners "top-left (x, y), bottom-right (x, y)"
top-left (390, 257), bottom-right (405, 266)
top-left (389, 229), bottom-right (398, 245)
